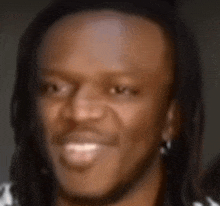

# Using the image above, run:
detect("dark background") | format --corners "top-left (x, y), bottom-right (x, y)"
top-left (0, 0), bottom-right (220, 183)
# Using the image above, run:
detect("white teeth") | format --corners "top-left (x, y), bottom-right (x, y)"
top-left (65, 143), bottom-right (98, 152)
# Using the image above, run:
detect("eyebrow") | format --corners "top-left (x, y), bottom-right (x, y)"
top-left (38, 67), bottom-right (174, 89)
top-left (38, 60), bottom-right (174, 83)
top-left (39, 67), bottom-right (149, 79)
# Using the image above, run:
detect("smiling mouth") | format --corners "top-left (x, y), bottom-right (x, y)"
top-left (53, 130), bottom-right (118, 146)
top-left (66, 143), bottom-right (99, 152)
top-left (56, 131), bottom-right (118, 169)
top-left (60, 142), bottom-right (110, 169)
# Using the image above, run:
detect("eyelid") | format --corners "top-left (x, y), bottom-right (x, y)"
top-left (109, 85), bottom-right (139, 96)
top-left (41, 74), bottom-right (77, 86)
top-left (39, 77), bottom-right (74, 97)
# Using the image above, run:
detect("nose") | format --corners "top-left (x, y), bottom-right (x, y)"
top-left (64, 85), bottom-right (105, 122)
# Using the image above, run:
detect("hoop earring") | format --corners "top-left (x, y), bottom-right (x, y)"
top-left (160, 140), bottom-right (172, 155)
top-left (166, 141), bottom-right (171, 150)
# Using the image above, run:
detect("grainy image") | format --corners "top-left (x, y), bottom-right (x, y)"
top-left (0, 0), bottom-right (220, 206)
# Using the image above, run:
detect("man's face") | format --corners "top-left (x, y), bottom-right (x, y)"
top-left (37, 11), bottom-right (174, 200)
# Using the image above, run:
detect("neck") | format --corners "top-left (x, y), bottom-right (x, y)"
top-left (56, 156), bottom-right (166, 206)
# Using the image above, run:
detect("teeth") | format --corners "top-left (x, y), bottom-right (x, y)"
top-left (66, 143), bottom-right (98, 152)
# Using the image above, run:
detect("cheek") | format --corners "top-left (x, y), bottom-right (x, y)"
top-left (37, 99), bottom-right (64, 136)
top-left (115, 100), bottom-right (168, 172)
top-left (116, 99), bottom-right (167, 139)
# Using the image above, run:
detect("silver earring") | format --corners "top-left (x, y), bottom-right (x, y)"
top-left (160, 140), bottom-right (171, 155)
top-left (166, 141), bottom-right (171, 150)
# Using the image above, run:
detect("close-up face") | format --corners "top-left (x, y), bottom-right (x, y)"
top-left (36, 10), bottom-right (175, 200)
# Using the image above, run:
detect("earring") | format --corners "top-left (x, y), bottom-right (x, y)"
top-left (160, 140), bottom-right (172, 155)
top-left (166, 141), bottom-right (171, 150)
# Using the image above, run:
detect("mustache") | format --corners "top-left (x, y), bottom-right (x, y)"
top-left (51, 126), bottom-right (119, 147)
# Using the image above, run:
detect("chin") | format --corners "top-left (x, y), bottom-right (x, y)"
top-left (57, 156), bottom-right (151, 206)
top-left (58, 179), bottom-right (137, 206)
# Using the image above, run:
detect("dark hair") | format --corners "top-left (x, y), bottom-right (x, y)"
top-left (198, 153), bottom-right (220, 203)
top-left (10, 1), bottom-right (204, 206)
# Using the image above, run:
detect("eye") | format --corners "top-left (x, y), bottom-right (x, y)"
top-left (39, 80), bottom-right (72, 98)
top-left (109, 85), bottom-right (139, 96)
top-left (41, 82), bottom-right (58, 94)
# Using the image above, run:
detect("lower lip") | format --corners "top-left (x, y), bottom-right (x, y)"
top-left (60, 143), bottom-right (106, 169)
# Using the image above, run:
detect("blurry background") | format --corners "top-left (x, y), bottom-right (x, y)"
top-left (0, 0), bottom-right (220, 183)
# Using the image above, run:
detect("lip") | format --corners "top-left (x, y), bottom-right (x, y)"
top-left (52, 130), bottom-right (118, 147)
top-left (60, 142), bottom-right (106, 169)
top-left (53, 131), bottom-right (118, 169)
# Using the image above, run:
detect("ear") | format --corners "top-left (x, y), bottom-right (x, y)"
top-left (162, 100), bottom-right (182, 142)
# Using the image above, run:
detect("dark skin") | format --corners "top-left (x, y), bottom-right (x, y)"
top-left (36, 11), bottom-right (179, 206)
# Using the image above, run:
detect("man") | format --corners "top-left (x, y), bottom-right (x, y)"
top-left (0, 1), bottom-right (212, 206)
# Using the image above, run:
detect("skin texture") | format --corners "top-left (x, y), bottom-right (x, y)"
top-left (37, 11), bottom-right (177, 206)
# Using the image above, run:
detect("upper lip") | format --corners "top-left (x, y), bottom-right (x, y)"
top-left (52, 131), bottom-right (118, 147)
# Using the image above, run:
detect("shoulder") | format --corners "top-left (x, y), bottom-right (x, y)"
top-left (196, 155), bottom-right (220, 206)
top-left (0, 182), bottom-right (18, 206)
top-left (193, 197), bottom-right (220, 206)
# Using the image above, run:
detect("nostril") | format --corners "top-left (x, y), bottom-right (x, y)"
top-left (73, 101), bottom-right (105, 121)
top-left (62, 84), bottom-right (106, 121)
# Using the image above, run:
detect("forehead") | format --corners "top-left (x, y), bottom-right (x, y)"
top-left (37, 10), bottom-right (174, 81)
